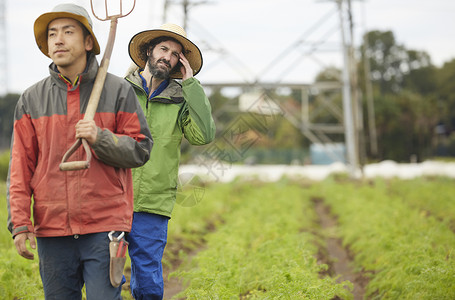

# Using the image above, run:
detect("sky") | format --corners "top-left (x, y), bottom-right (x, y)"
top-left (4, 0), bottom-right (455, 94)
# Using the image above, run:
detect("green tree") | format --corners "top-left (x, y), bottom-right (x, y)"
top-left (435, 59), bottom-right (455, 132)
top-left (374, 91), bottom-right (438, 161)
top-left (313, 67), bottom-right (343, 130)
top-left (431, 58), bottom-right (455, 156)
top-left (402, 50), bottom-right (437, 95)
top-left (357, 30), bottom-right (441, 162)
top-left (360, 30), bottom-right (433, 95)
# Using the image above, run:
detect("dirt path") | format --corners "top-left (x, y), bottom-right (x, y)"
top-left (162, 243), bottom-right (197, 300)
top-left (313, 197), bottom-right (368, 300)
top-left (163, 272), bottom-right (183, 300)
top-left (162, 235), bottom-right (209, 299)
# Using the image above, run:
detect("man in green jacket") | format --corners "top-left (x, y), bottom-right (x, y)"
top-left (125, 23), bottom-right (215, 299)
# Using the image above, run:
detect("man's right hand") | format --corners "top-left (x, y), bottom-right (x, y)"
top-left (14, 232), bottom-right (36, 260)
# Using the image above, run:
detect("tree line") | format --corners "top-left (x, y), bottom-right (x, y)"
top-left (358, 30), bottom-right (455, 162)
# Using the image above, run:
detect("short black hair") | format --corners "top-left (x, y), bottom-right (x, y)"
top-left (78, 20), bottom-right (91, 39)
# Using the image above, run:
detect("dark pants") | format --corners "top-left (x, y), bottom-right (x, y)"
top-left (37, 232), bottom-right (122, 300)
top-left (127, 212), bottom-right (169, 300)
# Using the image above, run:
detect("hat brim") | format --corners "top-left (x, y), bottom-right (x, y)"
top-left (34, 11), bottom-right (100, 58)
top-left (128, 29), bottom-right (203, 79)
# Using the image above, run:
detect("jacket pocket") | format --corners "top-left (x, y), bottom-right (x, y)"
top-left (82, 160), bottom-right (127, 199)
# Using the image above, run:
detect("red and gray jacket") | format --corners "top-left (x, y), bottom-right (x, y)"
top-left (7, 53), bottom-right (153, 238)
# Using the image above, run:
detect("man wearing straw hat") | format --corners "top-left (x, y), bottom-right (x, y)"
top-left (125, 24), bottom-right (215, 298)
top-left (7, 3), bottom-right (152, 298)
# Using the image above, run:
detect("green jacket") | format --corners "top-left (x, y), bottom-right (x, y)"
top-left (125, 67), bottom-right (215, 217)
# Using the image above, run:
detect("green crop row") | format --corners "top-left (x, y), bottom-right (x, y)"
top-left (387, 177), bottom-right (455, 228)
top-left (315, 177), bottom-right (455, 299)
top-left (172, 180), bottom-right (352, 299)
top-left (165, 181), bottom-right (240, 269)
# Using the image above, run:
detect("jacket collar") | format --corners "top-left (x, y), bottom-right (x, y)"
top-left (126, 67), bottom-right (184, 101)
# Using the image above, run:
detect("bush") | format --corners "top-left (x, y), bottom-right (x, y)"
top-left (0, 150), bottom-right (9, 182)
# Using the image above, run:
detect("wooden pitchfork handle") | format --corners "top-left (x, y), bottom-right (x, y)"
top-left (59, 0), bottom-right (135, 171)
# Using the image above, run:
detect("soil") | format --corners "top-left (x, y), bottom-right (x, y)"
top-left (163, 274), bottom-right (184, 300)
top-left (313, 197), bottom-right (369, 300)
top-left (162, 239), bottom-right (200, 300)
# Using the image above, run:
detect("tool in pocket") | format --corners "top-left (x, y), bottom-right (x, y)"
top-left (108, 231), bottom-right (128, 287)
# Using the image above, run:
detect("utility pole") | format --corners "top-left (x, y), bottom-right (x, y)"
top-left (361, 2), bottom-right (378, 157)
top-left (182, 0), bottom-right (189, 31)
top-left (163, 0), bottom-right (170, 24)
top-left (162, 0), bottom-right (210, 31)
top-left (346, 0), bottom-right (363, 166)
top-left (337, 0), bottom-right (359, 176)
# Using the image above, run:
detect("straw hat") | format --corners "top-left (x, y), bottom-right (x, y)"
top-left (34, 3), bottom-right (100, 58)
top-left (128, 24), bottom-right (203, 79)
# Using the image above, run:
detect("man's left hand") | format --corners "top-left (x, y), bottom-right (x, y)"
top-left (179, 52), bottom-right (193, 81)
top-left (75, 120), bottom-right (98, 145)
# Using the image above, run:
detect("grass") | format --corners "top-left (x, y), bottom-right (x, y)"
top-left (0, 182), bottom-right (43, 299)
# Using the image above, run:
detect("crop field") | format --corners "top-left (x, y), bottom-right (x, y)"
top-left (1, 176), bottom-right (455, 299)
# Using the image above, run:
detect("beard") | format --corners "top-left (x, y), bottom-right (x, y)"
top-left (147, 56), bottom-right (172, 80)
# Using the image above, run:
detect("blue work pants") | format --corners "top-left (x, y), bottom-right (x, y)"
top-left (37, 232), bottom-right (122, 300)
top-left (127, 212), bottom-right (169, 300)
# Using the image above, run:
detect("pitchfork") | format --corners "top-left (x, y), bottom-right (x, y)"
top-left (59, 0), bottom-right (136, 171)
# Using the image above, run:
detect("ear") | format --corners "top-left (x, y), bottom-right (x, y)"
top-left (85, 35), bottom-right (94, 52)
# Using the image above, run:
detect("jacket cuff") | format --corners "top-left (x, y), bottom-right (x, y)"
top-left (12, 226), bottom-right (31, 238)
top-left (182, 76), bottom-right (197, 86)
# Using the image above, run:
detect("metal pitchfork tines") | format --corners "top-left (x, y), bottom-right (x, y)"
top-left (59, 0), bottom-right (136, 171)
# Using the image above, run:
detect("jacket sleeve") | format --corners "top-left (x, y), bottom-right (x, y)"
top-left (91, 81), bottom-right (153, 168)
top-left (179, 77), bottom-right (216, 145)
top-left (7, 95), bottom-right (37, 236)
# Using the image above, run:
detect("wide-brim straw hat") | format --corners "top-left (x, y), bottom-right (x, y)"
top-left (128, 23), bottom-right (203, 79)
top-left (34, 3), bottom-right (100, 57)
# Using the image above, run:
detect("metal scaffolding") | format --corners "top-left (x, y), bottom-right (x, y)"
top-left (161, 0), bottom-right (364, 176)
